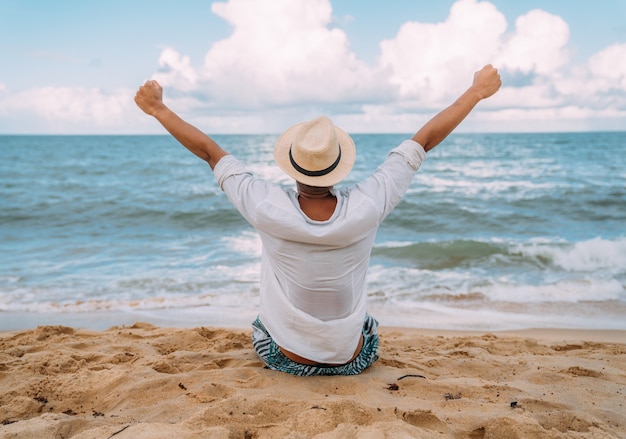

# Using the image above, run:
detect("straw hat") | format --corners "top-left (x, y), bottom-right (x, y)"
top-left (273, 116), bottom-right (356, 187)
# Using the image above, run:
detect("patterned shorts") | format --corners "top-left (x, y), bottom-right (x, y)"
top-left (251, 315), bottom-right (379, 376)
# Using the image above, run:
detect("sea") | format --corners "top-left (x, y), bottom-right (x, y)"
top-left (1, 132), bottom-right (625, 331)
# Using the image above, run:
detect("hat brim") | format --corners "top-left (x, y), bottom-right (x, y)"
top-left (273, 121), bottom-right (356, 187)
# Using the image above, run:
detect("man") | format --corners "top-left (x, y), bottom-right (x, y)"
top-left (135, 65), bottom-right (501, 376)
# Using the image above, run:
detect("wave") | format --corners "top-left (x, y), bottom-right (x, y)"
top-left (372, 237), bottom-right (626, 273)
top-left (372, 239), bottom-right (503, 270)
top-left (513, 237), bottom-right (626, 272)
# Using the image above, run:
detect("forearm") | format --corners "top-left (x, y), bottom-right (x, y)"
top-left (412, 87), bottom-right (481, 152)
top-left (152, 105), bottom-right (228, 169)
top-left (135, 80), bottom-right (228, 169)
top-left (412, 65), bottom-right (501, 152)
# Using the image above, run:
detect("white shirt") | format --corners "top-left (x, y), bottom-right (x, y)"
top-left (214, 139), bottom-right (426, 363)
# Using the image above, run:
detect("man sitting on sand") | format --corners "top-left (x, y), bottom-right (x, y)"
top-left (134, 65), bottom-right (501, 376)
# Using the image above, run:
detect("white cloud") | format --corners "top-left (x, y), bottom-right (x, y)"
top-left (493, 84), bottom-right (564, 109)
top-left (546, 43), bottom-right (626, 114)
top-left (0, 86), bottom-right (142, 133)
top-left (0, 0), bottom-right (625, 133)
top-left (496, 9), bottom-right (570, 75)
top-left (587, 43), bottom-right (626, 91)
top-left (379, 0), bottom-right (507, 103)
top-left (153, 47), bottom-right (198, 91)
top-left (371, 1), bottom-right (574, 114)
top-left (470, 105), bottom-right (626, 132)
top-left (199, 0), bottom-right (382, 108)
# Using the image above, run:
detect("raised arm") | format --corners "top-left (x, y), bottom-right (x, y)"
top-left (134, 80), bottom-right (229, 169)
top-left (412, 65), bottom-right (501, 152)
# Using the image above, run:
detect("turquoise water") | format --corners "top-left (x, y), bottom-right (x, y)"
top-left (1, 132), bottom-right (625, 330)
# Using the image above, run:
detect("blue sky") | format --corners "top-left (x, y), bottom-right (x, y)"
top-left (1, 0), bottom-right (625, 134)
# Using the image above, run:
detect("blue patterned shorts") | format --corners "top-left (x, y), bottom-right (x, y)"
top-left (251, 315), bottom-right (379, 376)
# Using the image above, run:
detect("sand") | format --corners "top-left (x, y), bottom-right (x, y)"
top-left (1, 323), bottom-right (625, 438)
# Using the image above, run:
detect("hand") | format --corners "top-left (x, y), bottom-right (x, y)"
top-left (134, 80), bottom-right (165, 116)
top-left (472, 65), bottom-right (502, 100)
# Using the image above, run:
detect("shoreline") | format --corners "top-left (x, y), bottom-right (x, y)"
top-left (3, 300), bottom-right (626, 334)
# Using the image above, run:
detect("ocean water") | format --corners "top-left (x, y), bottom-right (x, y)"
top-left (1, 132), bottom-right (625, 331)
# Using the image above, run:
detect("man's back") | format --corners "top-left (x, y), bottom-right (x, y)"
top-left (213, 140), bottom-right (426, 362)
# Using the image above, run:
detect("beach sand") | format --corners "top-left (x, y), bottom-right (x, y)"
top-left (1, 323), bottom-right (625, 438)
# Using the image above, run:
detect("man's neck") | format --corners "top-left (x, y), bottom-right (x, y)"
top-left (296, 182), bottom-right (334, 199)
top-left (296, 182), bottom-right (337, 221)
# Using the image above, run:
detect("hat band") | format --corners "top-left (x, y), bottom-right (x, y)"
top-left (289, 144), bottom-right (342, 177)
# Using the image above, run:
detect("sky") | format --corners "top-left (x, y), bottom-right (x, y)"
top-left (1, 0), bottom-right (625, 134)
